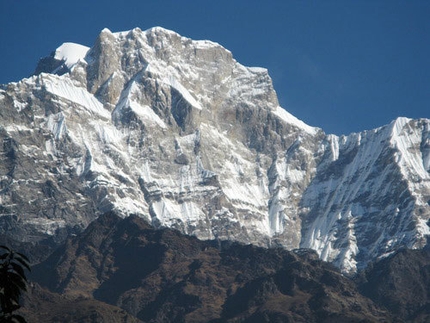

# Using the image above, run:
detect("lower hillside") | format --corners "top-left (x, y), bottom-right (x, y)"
top-left (26, 212), bottom-right (393, 322)
top-left (20, 284), bottom-right (142, 323)
top-left (359, 248), bottom-right (430, 323)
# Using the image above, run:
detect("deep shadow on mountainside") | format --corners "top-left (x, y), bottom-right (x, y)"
top-left (358, 247), bottom-right (430, 322)
top-left (10, 211), bottom-right (406, 323)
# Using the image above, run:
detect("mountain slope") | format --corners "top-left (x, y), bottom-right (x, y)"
top-left (300, 118), bottom-right (430, 271)
top-left (1, 27), bottom-right (430, 272)
top-left (20, 283), bottom-right (142, 323)
top-left (30, 212), bottom-right (392, 323)
top-left (359, 248), bottom-right (430, 322)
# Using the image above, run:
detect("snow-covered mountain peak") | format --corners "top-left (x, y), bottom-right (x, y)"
top-left (114, 26), bottom-right (226, 52)
top-left (4, 27), bottom-right (430, 274)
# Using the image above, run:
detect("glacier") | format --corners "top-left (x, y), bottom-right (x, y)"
top-left (1, 26), bottom-right (430, 273)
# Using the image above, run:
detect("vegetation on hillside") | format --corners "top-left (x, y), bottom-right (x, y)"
top-left (0, 246), bottom-right (30, 323)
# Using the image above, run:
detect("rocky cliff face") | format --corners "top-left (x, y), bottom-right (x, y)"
top-left (1, 27), bottom-right (430, 273)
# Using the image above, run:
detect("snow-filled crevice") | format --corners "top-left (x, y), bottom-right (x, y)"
top-left (421, 121), bottom-right (430, 172)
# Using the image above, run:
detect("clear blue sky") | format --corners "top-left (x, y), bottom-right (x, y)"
top-left (1, 1), bottom-right (429, 135)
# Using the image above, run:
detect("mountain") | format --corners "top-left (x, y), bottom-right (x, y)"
top-left (28, 212), bottom-right (393, 323)
top-left (1, 26), bottom-right (430, 273)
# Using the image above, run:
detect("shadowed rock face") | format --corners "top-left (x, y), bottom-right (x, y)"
top-left (1, 27), bottom-right (430, 273)
top-left (29, 212), bottom-right (393, 323)
top-left (359, 248), bottom-right (430, 322)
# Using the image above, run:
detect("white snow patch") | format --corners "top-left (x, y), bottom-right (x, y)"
top-left (248, 67), bottom-right (268, 74)
top-left (194, 39), bottom-right (225, 50)
top-left (46, 112), bottom-right (66, 139)
top-left (4, 124), bottom-right (33, 132)
top-left (43, 76), bottom-right (110, 119)
top-left (45, 139), bottom-right (56, 157)
top-left (327, 134), bottom-right (340, 161)
top-left (91, 122), bottom-right (124, 145)
top-left (161, 75), bottom-right (202, 110)
top-left (222, 172), bottom-right (267, 210)
top-left (390, 117), bottom-right (430, 179)
top-left (152, 198), bottom-right (203, 227)
top-left (54, 42), bottom-right (90, 68)
top-left (129, 101), bottom-right (167, 128)
top-left (268, 190), bottom-right (287, 235)
top-left (286, 167), bottom-right (306, 183)
top-left (112, 196), bottom-right (148, 216)
top-left (13, 100), bottom-right (27, 112)
top-left (273, 106), bottom-right (318, 135)
top-left (139, 160), bottom-right (154, 183)
top-left (417, 217), bottom-right (430, 236)
top-left (147, 26), bottom-right (178, 36)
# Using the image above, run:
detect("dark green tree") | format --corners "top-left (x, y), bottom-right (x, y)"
top-left (0, 246), bottom-right (30, 323)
